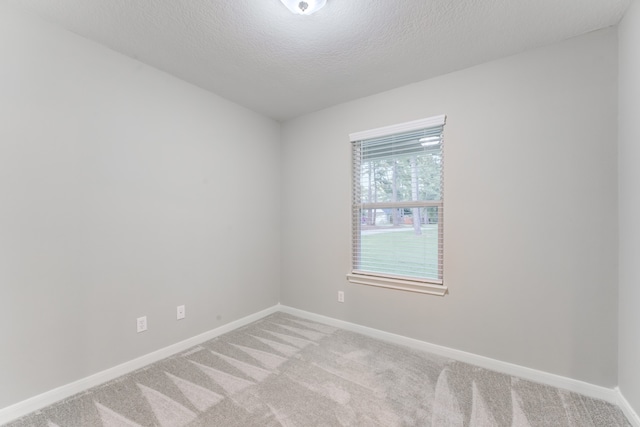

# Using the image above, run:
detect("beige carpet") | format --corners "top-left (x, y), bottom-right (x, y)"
top-left (4, 312), bottom-right (631, 426)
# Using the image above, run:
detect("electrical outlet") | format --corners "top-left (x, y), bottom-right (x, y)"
top-left (338, 291), bottom-right (345, 303)
top-left (177, 305), bottom-right (185, 320)
top-left (137, 316), bottom-right (147, 333)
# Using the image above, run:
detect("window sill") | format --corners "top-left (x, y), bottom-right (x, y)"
top-left (346, 273), bottom-right (448, 296)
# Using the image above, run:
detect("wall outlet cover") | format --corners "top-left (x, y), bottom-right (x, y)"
top-left (137, 316), bottom-right (147, 333)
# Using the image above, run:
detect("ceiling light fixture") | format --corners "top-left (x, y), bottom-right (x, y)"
top-left (280, 0), bottom-right (326, 15)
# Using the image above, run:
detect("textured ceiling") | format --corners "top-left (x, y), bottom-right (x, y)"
top-left (4, 0), bottom-right (631, 121)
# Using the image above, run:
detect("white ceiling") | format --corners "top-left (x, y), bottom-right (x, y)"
top-left (5, 0), bottom-right (631, 121)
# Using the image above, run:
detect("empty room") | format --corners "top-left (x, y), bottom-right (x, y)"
top-left (1, 0), bottom-right (639, 425)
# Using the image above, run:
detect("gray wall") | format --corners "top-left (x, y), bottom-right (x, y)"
top-left (281, 29), bottom-right (619, 387)
top-left (0, 6), bottom-right (281, 409)
top-left (618, 0), bottom-right (640, 416)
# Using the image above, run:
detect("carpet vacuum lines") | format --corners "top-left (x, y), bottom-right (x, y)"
top-left (4, 312), bottom-right (632, 426)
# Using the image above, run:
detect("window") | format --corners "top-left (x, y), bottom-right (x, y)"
top-left (347, 115), bottom-right (447, 296)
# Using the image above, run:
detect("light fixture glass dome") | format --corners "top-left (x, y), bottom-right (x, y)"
top-left (280, 0), bottom-right (327, 15)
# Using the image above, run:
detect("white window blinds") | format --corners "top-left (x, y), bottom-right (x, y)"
top-left (348, 115), bottom-right (446, 294)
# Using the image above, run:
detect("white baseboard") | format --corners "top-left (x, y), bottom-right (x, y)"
top-left (617, 388), bottom-right (640, 427)
top-left (279, 305), bottom-right (619, 405)
top-left (0, 305), bottom-right (279, 426)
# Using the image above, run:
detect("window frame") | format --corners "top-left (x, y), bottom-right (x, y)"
top-left (347, 115), bottom-right (447, 296)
